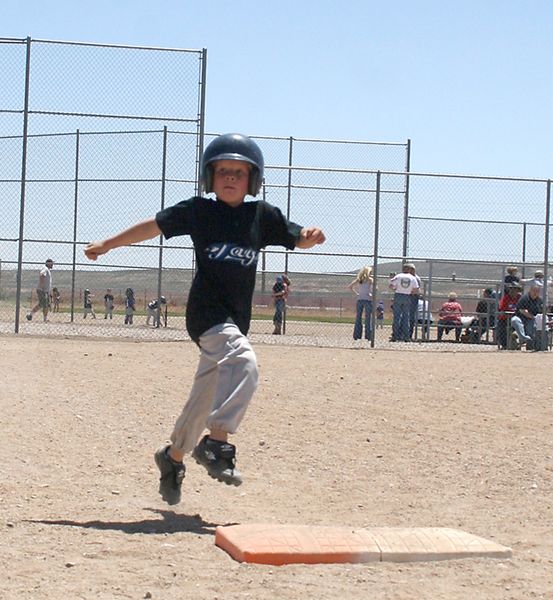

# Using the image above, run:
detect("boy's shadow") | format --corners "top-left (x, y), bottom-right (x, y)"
top-left (26, 508), bottom-right (237, 536)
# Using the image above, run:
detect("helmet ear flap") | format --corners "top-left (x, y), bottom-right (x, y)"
top-left (203, 163), bottom-right (214, 194)
top-left (248, 168), bottom-right (262, 197)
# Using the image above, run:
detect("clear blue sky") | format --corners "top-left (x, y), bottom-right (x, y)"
top-left (4, 0), bottom-right (553, 180)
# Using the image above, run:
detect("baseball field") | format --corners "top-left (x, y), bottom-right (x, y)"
top-left (2, 335), bottom-right (552, 599)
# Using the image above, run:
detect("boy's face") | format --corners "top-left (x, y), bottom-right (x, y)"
top-left (211, 159), bottom-right (250, 206)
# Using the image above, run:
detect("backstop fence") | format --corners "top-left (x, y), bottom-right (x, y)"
top-left (1, 37), bottom-right (552, 348)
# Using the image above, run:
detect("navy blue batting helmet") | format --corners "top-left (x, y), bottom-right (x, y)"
top-left (201, 133), bottom-right (264, 197)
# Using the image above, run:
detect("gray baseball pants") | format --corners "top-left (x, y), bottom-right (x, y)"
top-left (170, 322), bottom-right (259, 454)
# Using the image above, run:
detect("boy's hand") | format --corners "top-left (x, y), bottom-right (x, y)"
top-left (84, 241), bottom-right (108, 261)
top-left (296, 227), bottom-right (326, 249)
top-left (83, 219), bottom-right (162, 261)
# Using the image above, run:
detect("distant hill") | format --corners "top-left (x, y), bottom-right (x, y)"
top-left (1, 259), bottom-right (545, 303)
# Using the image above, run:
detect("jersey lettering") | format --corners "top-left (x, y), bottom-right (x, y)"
top-left (205, 243), bottom-right (259, 267)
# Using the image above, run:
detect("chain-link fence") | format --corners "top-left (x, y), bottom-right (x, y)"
top-left (0, 36), bottom-right (206, 333)
top-left (1, 37), bottom-right (551, 349)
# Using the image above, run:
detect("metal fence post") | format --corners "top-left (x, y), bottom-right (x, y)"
top-left (539, 180), bottom-right (551, 349)
top-left (545, 181), bottom-right (551, 282)
top-left (427, 260), bottom-right (434, 342)
top-left (521, 221), bottom-right (527, 278)
top-left (261, 180), bottom-right (267, 293)
top-left (70, 129), bottom-right (80, 322)
top-left (155, 126), bottom-right (168, 327)
top-left (195, 48), bottom-right (208, 197)
top-left (284, 136), bottom-right (293, 274)
top-left (401, 139), bottom-right (411, 259)
top-left (370, 171), bottom-right (381, 348)
top-left (283, 136), bottom-right (294, 335)
top-left (14, 36), bottom-right (32, 334)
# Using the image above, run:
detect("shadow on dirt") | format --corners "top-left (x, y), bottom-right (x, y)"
top-left (25, 508), bottom-right (238, 535)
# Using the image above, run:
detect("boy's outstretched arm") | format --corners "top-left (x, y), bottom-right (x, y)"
top-left (84, 218), bottom-right (161, 261)
top-left (296, 226), bottom-right (326, 249)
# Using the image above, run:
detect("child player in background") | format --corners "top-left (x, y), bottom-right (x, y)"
top-left (124, 288), bottom-right (136, 325)
top-left (104, 288), bottom-right (114, 319)
top-left (83, 289), bottom-right (96, 319)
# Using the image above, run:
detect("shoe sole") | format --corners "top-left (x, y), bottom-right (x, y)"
top-left (158, 486), bottom-right (181, 505)
top-left (192, 452), bottom-right (242, 487)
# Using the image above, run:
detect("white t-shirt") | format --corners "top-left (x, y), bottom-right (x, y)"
top-left (522, 278), bottom-right (544, 291)
top-left (38, 266), bottom-right (52, 293)
top-left (390, 273), bottom-right (419, 295)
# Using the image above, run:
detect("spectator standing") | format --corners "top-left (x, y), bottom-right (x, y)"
top-left (389, 263), bottom-right (420, 342)
top-left (26, 258), bottom-right (54, 322)
top-left (282, 274), bottom-right (291, 294)
top-left (437, 292), bottom-right (463, 342)
top-left (347, 266), bottom-right (373, 341)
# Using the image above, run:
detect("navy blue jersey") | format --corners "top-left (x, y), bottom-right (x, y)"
top-left (156, 196), bottom-right (302, 343)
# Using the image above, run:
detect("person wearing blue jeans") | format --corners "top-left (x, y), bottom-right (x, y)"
top-left (407, 264), bottom-right (422, 340)
top-left (354, 298), bottom-right (373, 340)
top-left (389, 264), bottom-right (420, 342)
top-left (348, 266), bottom-right (373, 340)
top-left (511, 285), bottom-right (543, 349)
top-left (391, 292), bottom-right (413, 342)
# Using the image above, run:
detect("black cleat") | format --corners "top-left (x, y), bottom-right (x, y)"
top-left (192, 435), bottom-right (242, 486)
top-left (154, 445), bottom-right (186, 505)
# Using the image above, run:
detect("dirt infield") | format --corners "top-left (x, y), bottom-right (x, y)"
top-left (2, 336), bottom-right (552, 599)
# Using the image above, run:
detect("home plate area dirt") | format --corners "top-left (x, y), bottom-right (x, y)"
top-left (2, 336), bottom-right (553, 600)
